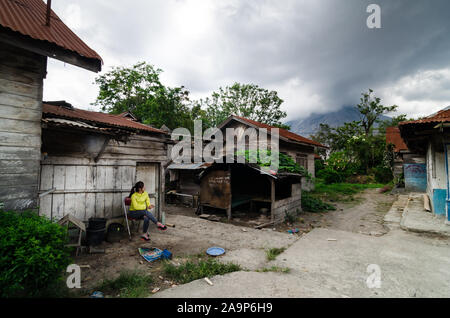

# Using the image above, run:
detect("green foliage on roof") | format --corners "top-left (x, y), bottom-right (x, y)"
top-left (235, 149), bottom-right (310, 177)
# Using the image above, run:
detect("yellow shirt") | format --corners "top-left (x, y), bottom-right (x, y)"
top-left (129, 191), bottom-right (150, 211)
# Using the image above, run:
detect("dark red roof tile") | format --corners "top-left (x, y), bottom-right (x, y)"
top-left (386, 127), bottom-right (409, 152)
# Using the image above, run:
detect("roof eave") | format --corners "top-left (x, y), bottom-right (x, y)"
top-left (0, 26), bottom-right (102, 72)
top-left (221, 116), bottom-right (325, 148)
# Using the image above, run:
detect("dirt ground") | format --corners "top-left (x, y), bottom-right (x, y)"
top-left (72, 188), bottom-right (395, 297)
top-left (281, 188), bottom-right (396, 237)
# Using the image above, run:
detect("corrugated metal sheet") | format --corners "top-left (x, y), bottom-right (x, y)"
top-left (168, 163), bottom-right (209, 170)
top-left (0, 0), bottom-right (102, 63)
top-left (386, 127), bottom-right (409, 152)
top-left (233, 115), bottom-right (327, 149)
top-left (42, 117), bottom-right (112, 132)
top-left (42, 103), bottom-right (168, 135)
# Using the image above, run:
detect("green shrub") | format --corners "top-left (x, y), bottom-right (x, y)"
top-left (315, 158), bottom-right (325, 174)
top-left (317, 168), bottom-right (345, 184)
top-left (301, 192), bottom-right (336, 212)
top-left (0, 210), bottom-right (71, 297)
top-left (163, 258), bottom-right (240, 284)
top-left (372, 165), bottom-right (393, 184)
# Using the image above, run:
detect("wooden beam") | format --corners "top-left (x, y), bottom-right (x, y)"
top-left (227, 166), bottom-right (232, 221)
top-left (94, 137), bottom-right (111, 162)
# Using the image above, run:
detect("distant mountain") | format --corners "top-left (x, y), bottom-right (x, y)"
top-left (285, 106), bottom-right (391, 138)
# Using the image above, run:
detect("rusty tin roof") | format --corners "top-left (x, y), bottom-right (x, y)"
top-left (232, 115), bottom-right (328, 148)
top-left (0, 0), bottom-right (102, 63)
top-left (42, 103), bottom-right (168, 135)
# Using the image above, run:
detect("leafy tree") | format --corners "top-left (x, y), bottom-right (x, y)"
top-left (196, 83), bottom-right (287, 128)
top-left (357, 89), bottom-right (398, 136)
top-left (93, 62), bottom-right (192, 130)
top-left (312, 89), bottom-right (399, 177)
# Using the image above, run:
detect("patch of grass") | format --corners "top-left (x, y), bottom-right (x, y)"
top-left (97, 269), bottom-right (153, 298)
top-left (266, 247), bottom-right (286, 261)
top-left (301, 192), bottom-right (336, 212)
top-left (311, 182), bottom-right (385, 202)
top-left (257, 266), bottom-right (291, 274)
top-left (163, 258), bottom-right (240, 284)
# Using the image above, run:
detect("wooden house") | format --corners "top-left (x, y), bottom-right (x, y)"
top-left (217, 115), bottom-right (328, 190)
top-left (399, 107), bottom-right (450, 222)
top-left (39, 102), bottom-right (170, 222)
top-left (0, 0), bottom-right (102, 211)
top-left (386, 126), bottom-right (425, 190)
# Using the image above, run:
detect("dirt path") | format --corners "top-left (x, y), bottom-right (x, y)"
top-left (327, 188), bottom-right (396, 235)
top-left (277, 188), bottom-right (396, 237)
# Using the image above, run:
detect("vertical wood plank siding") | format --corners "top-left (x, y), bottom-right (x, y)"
top-left (39, 133), bottom-right (168, 221)
top-left (0, 42), bottom-right (46, 210)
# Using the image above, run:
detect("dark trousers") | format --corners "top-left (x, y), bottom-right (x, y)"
top-left (128, 210), bottom-right (157, 233)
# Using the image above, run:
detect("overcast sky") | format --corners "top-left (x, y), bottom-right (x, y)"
top-left (43, 0), bottom-right (450, 122)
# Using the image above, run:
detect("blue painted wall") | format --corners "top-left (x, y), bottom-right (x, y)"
top-left (404, 163), bottom-right (427, 192)
top-left (432, 189), bottom-right (446, 215)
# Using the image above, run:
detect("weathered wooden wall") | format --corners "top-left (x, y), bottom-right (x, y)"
top-left (0, 42), bottom-right (46, 210)
top-left (200, 169), bottom-right (231, 210)
top-left (39, 128), bottom-right (168, 221)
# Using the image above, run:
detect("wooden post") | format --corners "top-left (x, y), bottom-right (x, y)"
top-left (159, 162), bottom-right (165, 222)
top-left (270, 178), bottom-right (275, 223)
top-left (227, 166), bottom-right (232, 221)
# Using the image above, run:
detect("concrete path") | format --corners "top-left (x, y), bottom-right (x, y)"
top-left (400, 193), bottom-right (450, 237)
top-left (155, 227), bottom-right (450, 298)
top-left (154, 195), bottom-right (450, 298)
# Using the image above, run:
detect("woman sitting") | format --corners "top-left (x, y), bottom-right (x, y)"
top-left (128, 181), bottom-right (165, 241)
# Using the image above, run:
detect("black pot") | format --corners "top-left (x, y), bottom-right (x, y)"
top-left (88, 218), bottom-right (107, 230)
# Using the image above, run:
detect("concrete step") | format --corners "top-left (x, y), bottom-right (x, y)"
top-left (399, 193), bottom-right (450, 237)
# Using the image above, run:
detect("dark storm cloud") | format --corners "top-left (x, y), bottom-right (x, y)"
top-left (44, 0), bottom-right (450, 120)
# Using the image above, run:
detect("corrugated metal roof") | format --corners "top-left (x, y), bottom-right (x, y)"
top-left (386, 127), bottom-right (409, 152)
top-left (399, 107), bottom-right (450, 126)
top-left (0, 0), bottom-right (102, 63)
top-left (232, 115), bottom-right (328, 148)
top-left (42, 103), bottom-right (168, 135)
top-left (167, 163), bottom-right (210, 170)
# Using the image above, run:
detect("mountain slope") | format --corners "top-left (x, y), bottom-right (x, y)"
top-left (285, 106), bottom-right (391, 138)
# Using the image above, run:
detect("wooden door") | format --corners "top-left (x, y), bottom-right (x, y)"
top-left (135, 163), bottom-right (160, 215)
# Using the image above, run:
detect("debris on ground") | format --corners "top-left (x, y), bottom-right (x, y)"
top-left (204, 277), bottom-right (214, 286)
top-left (89, 246), bottom-right (105, 254)
top-left (90, 291), bottom-right (104, 298)
top-left (139, 247), bottom-right (163, 262)
top-left (152, 287), bottom-right (160, 293)
top-left (327, 238), bottom-right (337, 241)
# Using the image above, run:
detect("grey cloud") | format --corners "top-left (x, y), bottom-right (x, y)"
top-left (45, 0), bottom-right (450, 120)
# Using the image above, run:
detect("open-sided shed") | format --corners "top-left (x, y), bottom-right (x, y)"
top-left (198, 162), bottom-right (302, 224)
